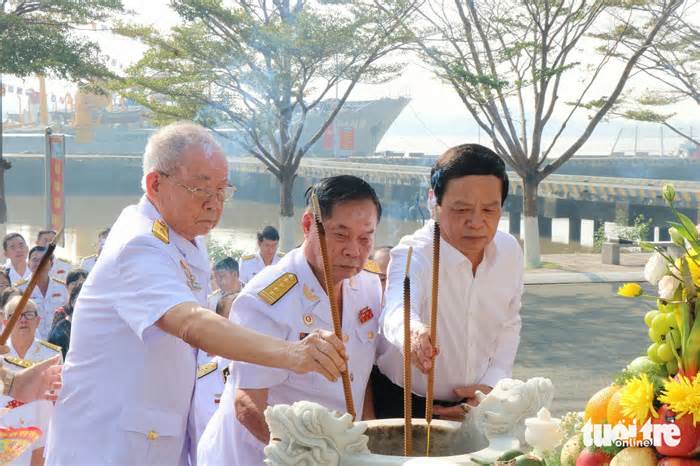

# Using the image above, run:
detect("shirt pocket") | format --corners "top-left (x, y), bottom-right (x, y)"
top-left (118, 407), bottom-right (184, 465)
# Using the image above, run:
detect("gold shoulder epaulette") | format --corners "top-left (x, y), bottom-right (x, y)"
top-left (12, 278), bottom-right (28, 288)
top-left (277, 252), bottom-right (285, 257)
top-left (38, 340), bottom-right (62, 353)
top-left (51, 277), bottom-right (66, 286)
top-left (197, 361), bottom-right (217, 379)
top-left (363, 260), bottom-right (381, 274)
top-left (152, 219), bottom-right (170, 244)
top-left (258, 273), bottom-right (298, 305)
top-left (4, 356), bottom-right (34, 369)
top-left (241, 254), bottom-right (256, 261)
top-left (81, 254), bottom-right (97, 261)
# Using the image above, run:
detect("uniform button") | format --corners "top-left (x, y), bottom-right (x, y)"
top-left (342, 334), bottom-right (349, 343)
top-left (349, 373), bottom-right (354, 382)
top-left (367, 331), bottom-right (374, 340)
top-left (147, 430), bottom-right (158, 441)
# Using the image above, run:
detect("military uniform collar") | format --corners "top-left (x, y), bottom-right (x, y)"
top-left (138, 196), bottom-right (209, 273)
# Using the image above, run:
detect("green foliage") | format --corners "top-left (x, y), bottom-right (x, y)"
top-left (0, 1), bottom-right (125, 79)
top-left (622, 109), bottom-right (674, 123)
top-left (593, 214), bottom-right (652, 252)
top-left (207, 237), bottom-right (245, 264)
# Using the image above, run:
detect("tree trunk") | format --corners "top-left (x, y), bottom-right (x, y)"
top-left (522, 175), bottom-right (541, 268)
top-left (278, 173), bottom-right (297, 252)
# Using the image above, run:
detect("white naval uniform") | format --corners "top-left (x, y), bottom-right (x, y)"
top-left (377, 220), bottom-right (524, 401)
top-left (18, 278), bottom-right (68, 340)
top-left (79, 254), bottom-right (97, 273)
top-left (189, 352), bottom-right (227, 450)
top-left (1, 338), bottom-right (61, 466)
top-left (45, 196), bottom-right (210, 466)
top-left (50, 258), bottom-right (73, 281)
top-left (239, 251), bottom-right (282, 285)
top-left (8, 263), bottom-right (31, 288)
top-left (197, 247), bottom-right (382, 466)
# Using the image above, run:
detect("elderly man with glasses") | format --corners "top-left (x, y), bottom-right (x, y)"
top-left (45, 122), bottom-right (348, 466)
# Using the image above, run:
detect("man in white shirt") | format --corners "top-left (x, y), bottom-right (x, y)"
top-left (3, 233), bottom-right (31, 287)
top-left (18, 246), bottom-right (68, 340)
top-left (239, 225), bottom-right (283, 284)
top-left (44, 122), bottom-right (348, 466)
top-left (207, 257), bottom-right (241, 310)
top-left (36, 230), bottom-right (74, 281)
top-left (198, 175), bottom-right (383, 466)
top-left (376, 143), bottom-right (523, 421)
top-left (1, 296), bottom-right (62, 466)
top-left (79, 228), bottom-right (110, 273)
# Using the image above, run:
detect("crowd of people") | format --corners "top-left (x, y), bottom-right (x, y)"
top-left (0, 121), bottom-right (525, 465)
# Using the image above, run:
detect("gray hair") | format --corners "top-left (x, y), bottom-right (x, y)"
top-left (141, 121), bottom-right (224, 191)
top-left (4, 295), bottom-right (37, 320)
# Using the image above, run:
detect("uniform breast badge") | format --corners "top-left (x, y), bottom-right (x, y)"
top-left (180, 260), bottom-right (202, 291)
top-left (152, 219), bottom-right (170, 244)
top-left (303, 284), bottom-right (319, 302)
top-left (298, 332), bottom-right (309, 340)
top-left (358, 306), bottom-right (374, 324)
top-left (258, 273), bottom-right (298, 305)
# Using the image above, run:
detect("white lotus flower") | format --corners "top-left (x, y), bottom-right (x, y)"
top-left (644, 252), bottom-right (667, 286)
top-left (658, 275), bottom-right (681, 300)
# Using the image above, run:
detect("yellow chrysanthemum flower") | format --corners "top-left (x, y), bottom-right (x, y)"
top-left (658, 376), bottom-right (700, 424)
top-left (618, 283), bottom-right (643, 298)
top-left (688, 256), bottom-right (700, 287)
top-left (619, 374), bottom-right (658, 423)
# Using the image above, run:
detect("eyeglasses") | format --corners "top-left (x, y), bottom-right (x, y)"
top-left (7, 311), bottom-right (38, 321)
top-left (159, 172), bottom-right (237, 203)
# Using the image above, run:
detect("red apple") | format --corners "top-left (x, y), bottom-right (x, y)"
top-left (576, 448), bottom-right (613, 466)
top-left (657, 458), bottom-right (700, 466)
top-left (653, 405), bottom-right (700, 457)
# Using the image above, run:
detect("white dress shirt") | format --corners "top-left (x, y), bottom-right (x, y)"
top-left (50, 258), bottom-right (73, 281)
top-left (239, 251), bottom-right (282, 285)
top-left (377, 220), bottom-right (523, 401)
top-left (8, 263), bottom-right (31, 287)
top-left (197, 247), bottom-right (382, 466)
top-left (45, 196), bottom-right (210, 466)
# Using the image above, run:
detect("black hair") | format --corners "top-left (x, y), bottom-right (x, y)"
top-left (2, 233), bottom-right (26, 251)
top-left (28, 245), bottom-right (48, 261)
top-left (98, 228), bottom-right (111, 239)
top-left (304, 175), bottom-right (382, 222)
top-left (66, 269), bottom-right (88, 288)
top-left (64, 282), bottom-right (83, 317)
top-left (37, 230), bottom-right (56, 240)
top-left (214, 257), bottom-right (239, 274)
top-left (0, 268), bottom-right (9, 287)
top-left (430, 144), bottom-right (509, 205)
top-left (0, 287), bottom-right (20, 310)
top-left (257, 226), bottom-right (279, 243)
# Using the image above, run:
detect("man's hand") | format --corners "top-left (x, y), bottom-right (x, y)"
top-left (410, 327), bottom-right (439, 374)
top-left (431, 384), bottom-right (492, 421)
top-left (11, 355), bottom-right (62, 403)
top-left (288, 329), bottom-right (347, 381)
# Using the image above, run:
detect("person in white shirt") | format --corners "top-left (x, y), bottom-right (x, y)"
top-left (44, 122), bottom-right (347, 466)
top-left (17, 246), bottom-right (68, 340)
top-left (376, 143), bottom-right (524, 422)
top-left (198, 175), bottom-right (383, 466)
top-left (79, 228), bottom-right (110, 273)
top-left (207, 257), bottom-right (241, 310)
top-left (36, 230), bottom-right (74, 282)
top-left (1, 296), bottom-right (63, 466)
top-left (3, 233), bottom-right (31, 287)
top-left (239, 225), bottom-right (283, 284)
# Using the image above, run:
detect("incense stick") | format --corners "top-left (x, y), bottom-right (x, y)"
top-left (425, 221), bottom-right (440, 456)
top-left (403, 246), bottom-right (414, 457)
top-left (310, 192), bottom-right (355, 419)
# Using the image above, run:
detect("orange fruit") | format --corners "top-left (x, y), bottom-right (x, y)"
top-left (584, 385), bottom-right (620, 424)
top-left (607, 390), bottom-right (645, 443)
